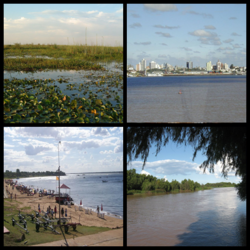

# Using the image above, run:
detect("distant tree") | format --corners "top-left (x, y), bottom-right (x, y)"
top-left (127, 127), bottom-right (246, 201)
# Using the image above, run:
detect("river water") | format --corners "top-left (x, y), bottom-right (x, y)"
top-left (127, 76), bottom-right (246, 122)
top-left (127, 187), bottom-right (246, 246)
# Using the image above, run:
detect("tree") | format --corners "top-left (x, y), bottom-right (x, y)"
top-left (127, 127), bottom-right (246, 201)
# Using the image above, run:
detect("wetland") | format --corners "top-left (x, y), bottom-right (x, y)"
top-left (4, 43), bottom-right (123, 123)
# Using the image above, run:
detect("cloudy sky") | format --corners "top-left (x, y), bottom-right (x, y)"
top-left (127, 137), bottom-right (241, 185)
top-left (4, 127), bottom-right (123, 173)
top-left (127, 4), bottom-right (246, 68)
top-left (4, 4), bottom-right (123, 46)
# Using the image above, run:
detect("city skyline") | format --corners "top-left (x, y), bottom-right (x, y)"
top-left (128, 4), bottom-right (246, 68)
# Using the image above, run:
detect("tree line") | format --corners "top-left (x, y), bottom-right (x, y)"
top-left (127, 169), bottom-right (236, 195)
top-left (4, 169), bottom-right (66, 179)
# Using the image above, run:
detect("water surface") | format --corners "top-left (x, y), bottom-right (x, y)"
top-left (127, 187), bottom-right (246, 246)
top-left (127, 76), bottom-right (246, 122)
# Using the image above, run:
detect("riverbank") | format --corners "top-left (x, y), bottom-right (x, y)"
top-left (4, 183), bottom-right (123, 246)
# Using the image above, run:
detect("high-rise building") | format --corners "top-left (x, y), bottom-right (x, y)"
top-left (206, 61), bottom-right (212, 71)
top-left (149, 61), bottom-right (156, 69)
top-left (141, 58), bottom-right (146, 71)
top-left (216, 60), bottom-right (221, 71)
top-left (186, 61), bottom-right (193, 69)
top-left (136, 62), bottom-right (141, 71)
top-left (224, 63), bottom-right (229, 71)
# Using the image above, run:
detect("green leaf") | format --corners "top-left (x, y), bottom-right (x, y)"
top-left (37, 105), bottom-right (43, 111)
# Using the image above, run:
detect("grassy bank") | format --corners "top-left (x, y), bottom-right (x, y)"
top-left (4, 43), bottom-right (123, 72)
top-left (4, 198), bottom-right (110, 246)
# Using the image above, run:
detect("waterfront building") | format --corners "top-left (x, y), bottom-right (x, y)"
top-left (217, 60), bottom-right (221, 71)
top-left (186, 61), bottom-right (193, 69)
top-left (136, 62), bottom-right (141, 71)
top-left (149, 61), bottom-right (156, 69)
top-left (141, 58), bottom-right (146, 71)
top-left (206, 61), bottom-right (212, 71)
top-left (224, 63), bottom-right (229, 71)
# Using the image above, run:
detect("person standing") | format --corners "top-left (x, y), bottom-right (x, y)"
top-left (65, 208), bottom-right (67, 217)
top-left (101, 204), bottom-right (103, 211)
top-left (54, 206), bottom-right (57, 218)
top-left (61, 207), bottom-right (64, 217)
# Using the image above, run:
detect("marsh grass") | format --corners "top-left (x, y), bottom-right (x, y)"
top-left (4, 58), bottom-right (104, 71)
top-left (4, 43), bottom-right (123, 62)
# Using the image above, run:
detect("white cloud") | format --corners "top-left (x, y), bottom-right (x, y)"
top-left (141, 170), bottom-right (150, 176)
top-left (144, 4), bottom-right (177, 12)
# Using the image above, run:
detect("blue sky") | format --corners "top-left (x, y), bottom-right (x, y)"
top-left (4, 127), bottom-right (123, 173)
top-left (127, 138), bottom-right (241, 185)
top-left (4, 4), bottom-right (123, 46)
top-left (127, 4), bottom-right (246, 68)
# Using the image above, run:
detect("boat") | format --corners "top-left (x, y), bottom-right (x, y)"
top-left (102, 180), bottom-right (108, 183)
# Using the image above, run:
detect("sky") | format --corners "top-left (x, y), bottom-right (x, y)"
top-left (4, 127), bottom-right (123, 173)
top-left (127, 137), bottom-right (241, 185)
top-left (127, 4), bottom-right (246, 69)
top-left (4, 4), bottom-right (123, 46)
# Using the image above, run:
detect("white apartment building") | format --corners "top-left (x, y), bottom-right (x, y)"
top-left (224, 63), bottom-right (229, 71)
top-left (217, 60), bottom-right (221, 71)
top-left (206, 61), bottom-right (212, 71)
top-left (141, 58), bottom-right (146, 71)
top-left (149, 61), bottom-right (156, 69)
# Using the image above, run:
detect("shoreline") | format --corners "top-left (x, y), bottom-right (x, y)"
top-left (4, 183), bottom-right (123, 229)
top-left (128, 73), bottom-right (246, 77)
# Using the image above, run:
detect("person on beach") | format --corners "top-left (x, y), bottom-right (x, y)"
top-left (61, 207), bottom-right (64, 217)
top-left (65, 208), bottom-right (67, 217)
top-left (101, 204), bottom-right (103, 211)
top-left (51, 209), bottom-right (53, 218)
top-left (54, 206), bottom-right (57, 218)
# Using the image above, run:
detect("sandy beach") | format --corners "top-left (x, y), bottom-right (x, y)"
top-left (4, 182), bottom-right (123, 246)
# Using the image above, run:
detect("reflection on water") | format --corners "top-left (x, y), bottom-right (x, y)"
top-left (127, 188), bottom-right (246, 246)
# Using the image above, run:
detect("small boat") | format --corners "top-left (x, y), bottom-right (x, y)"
top-left (102, 180), bottom-right (108, 183)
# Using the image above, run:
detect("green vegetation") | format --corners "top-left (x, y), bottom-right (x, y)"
top-left (4, 76), bottom-right (123, 123)
top-left (127, 169), bottom-right (237, 195)
top-left (4, 199), bottom-right (110, 246)
top-left (4, 43), bottom-right (123, 72)
top-left (4, 57), bottom-right (105, 71)
top-left (4, 169), bottom-right (66, 179)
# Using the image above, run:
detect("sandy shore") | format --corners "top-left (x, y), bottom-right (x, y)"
top-left (4, 183), bottom-right (123, 246)
top-left (4, 184), bottom-right (123, 229)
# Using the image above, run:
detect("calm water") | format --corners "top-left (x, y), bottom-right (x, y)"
top-left (127, 187), bottom-right (246, 246)
top-left (127, 76), bottom-right (246, 122)
top-left (12, 172), bottom-right (123, 219)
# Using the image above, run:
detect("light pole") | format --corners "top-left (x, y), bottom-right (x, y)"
top-left (58, 141), bottom-right (61, 225)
